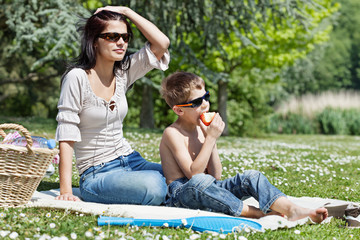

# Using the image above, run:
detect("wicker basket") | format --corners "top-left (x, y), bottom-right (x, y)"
top-left (0, 123), bottom-right (59, 207)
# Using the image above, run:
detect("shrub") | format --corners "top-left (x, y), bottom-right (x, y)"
top-left (342, 109), bottom-right (360, 135)
top-left (317, 107), bottom-right (347, 135)
top-left (267, 113), bottom-right (315, 134)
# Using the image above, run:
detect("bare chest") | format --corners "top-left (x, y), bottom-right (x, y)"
top-left (185, 133), bottom-right (205, 161)
top-left (88, 74), bottom-right (116, 102)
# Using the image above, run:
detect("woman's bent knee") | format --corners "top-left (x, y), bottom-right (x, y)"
top-left (140, 171), bottom-right (167, 205)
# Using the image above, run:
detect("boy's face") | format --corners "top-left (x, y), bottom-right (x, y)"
top-left (179, 87), bottom-right (210, 124)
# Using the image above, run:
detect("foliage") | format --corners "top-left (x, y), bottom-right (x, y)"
top-left (0, 0), bottom-right (89, 117)
top-left (316, 107), bottom-right (347, 135)
top-left (267, 107), bottom-right (360, 135)
top-left (343, 109), bottom-right (360, 135)
top-left (267, 113), bottom-right (316, 134)
top-left (180, 0), bottom-right (338, 135)
top-left (0, 0), bottom-right (344, 137)
top-left (280, 0), bottom-right (360, 99)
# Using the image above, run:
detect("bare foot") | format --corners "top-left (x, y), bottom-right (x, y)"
top-left (288, 207), bottom-right (328, 223)
top-left (266, 210), bottom-right (285, 218)
top-left (309, 207), bottom-right (328, 223)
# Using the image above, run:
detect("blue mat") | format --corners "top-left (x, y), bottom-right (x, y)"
top-left (98, 215), bottom-right (262, 233)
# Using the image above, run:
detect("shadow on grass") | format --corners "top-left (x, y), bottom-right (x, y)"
top-left (37, 181), bottom-right (60, 191)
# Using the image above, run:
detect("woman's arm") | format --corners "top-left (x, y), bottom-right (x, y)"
top-left (95, 6), bottom-right (170, 60)
top-left (55, 141), bottom-right (80, 201)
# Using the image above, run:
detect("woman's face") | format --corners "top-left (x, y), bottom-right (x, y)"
top-left (95, 20), bottom-right (129, 62)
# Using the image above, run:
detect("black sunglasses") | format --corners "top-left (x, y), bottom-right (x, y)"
top-left (98, 32), bottom-right (131, 43)
top-left (176, 91), bottom-right (210, 108)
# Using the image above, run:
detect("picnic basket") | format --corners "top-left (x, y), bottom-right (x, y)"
top-left (0, 123), bottom-right (59, 207)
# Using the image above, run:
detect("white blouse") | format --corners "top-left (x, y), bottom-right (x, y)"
top-left (56, 42), bottom-right (170, 174)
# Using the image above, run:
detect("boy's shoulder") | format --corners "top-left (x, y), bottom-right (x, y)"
top-left (163, 123), bottom-right (182, 137)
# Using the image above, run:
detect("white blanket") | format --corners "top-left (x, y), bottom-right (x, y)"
top-left (26, 188), bottom-right (356, 231)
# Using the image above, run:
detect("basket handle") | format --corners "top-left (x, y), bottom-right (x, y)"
top-left (0, 123), bottom-right (34, 153)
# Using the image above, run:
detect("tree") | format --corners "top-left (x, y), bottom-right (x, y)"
top-left (199, 0), bottom-right (338, 135)
top-left (104, 0), bottom-right (338, 134)
top-left (281, 0), bottom-right (360, 97)
top-left (0, 0), bottom-right (89, 117)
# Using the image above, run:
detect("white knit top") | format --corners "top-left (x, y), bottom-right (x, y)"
top-left (55, 42), bottom-right (170, 174)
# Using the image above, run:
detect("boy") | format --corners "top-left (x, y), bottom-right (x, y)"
top-left (160, 71), bottom-right (328, 222)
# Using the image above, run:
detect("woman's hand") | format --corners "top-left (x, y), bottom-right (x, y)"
top-left (94, 6), bottom-right (127, 15)
top-left (55, 193), bottom-right (81, 202)
top-left (94, 5), bottom-right (170, 60)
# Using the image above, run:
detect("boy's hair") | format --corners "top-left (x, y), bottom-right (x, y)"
top-left (161, 72), bottom-right (205, 107)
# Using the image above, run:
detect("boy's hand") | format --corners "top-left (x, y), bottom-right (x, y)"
top-left (200, 113), bottom-right (225, 139)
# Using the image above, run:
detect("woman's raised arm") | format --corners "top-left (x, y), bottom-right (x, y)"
top-left (95, 6), bottom-right (170, 60)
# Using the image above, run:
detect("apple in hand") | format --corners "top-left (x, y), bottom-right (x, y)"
top-left (200, 112), bottom-right (216, 126)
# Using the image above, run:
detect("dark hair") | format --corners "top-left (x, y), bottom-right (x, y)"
top-left (62, 10), bottom-right (133, 83)
top-left (161, 72), bottom-right (205, 107)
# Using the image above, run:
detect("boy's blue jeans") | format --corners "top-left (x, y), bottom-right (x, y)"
top-left (166, 170), bottom-right (286, 216)
top-left (79, 151), bottom-right (167, 205)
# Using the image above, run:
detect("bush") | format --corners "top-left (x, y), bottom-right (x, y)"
top-left (267, 113), bottom-right (315, 134)
top-left (317, 107), bottom-right (347, 135)
top-left (342, 109), bottom-right (360, 135)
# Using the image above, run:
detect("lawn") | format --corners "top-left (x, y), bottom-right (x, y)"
top-left (0, 117), bottom-right (359, 239)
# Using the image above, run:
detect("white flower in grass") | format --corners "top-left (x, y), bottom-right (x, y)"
top-left (162, 223), bottom-right (169, 227)
top-left (70, 233), bottom-right (77, 239)
top-left (0, 231), bottom-right (10, 237)
top-left (0, 212), bottom-right (6, 218)
top-left (46, 213), bottom-right (51, 218)
top-left (189, 234), bottom-right (201, 240)
top-left (181, 219), bottom-right (187, 225)
top-left (162, 236), bottom-right (170, 240)
top-left (238, 236), bottom-right (248, 240)
top-left (50, 223), bottom-right (56, 228)
top-left (85, 231), bottom-right (93, 238)
top-left (294, 229), bottom-right (301, 234)
top-left (219, 234), bottom-right (227, 239)
top-left (9, 232), bottom-right (19, 239)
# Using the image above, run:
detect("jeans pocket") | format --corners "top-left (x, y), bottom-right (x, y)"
top-left (81, 163), bottom-right (107, 182)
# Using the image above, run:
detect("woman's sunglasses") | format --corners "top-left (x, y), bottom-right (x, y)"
top-left (98, 32), bottom-right (131, 43)
top-left (175, 91), bottom-right (210, 108)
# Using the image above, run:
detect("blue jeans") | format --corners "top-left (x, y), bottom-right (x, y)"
top-left (166, 170), bottom-right (286, 216)
top-left (79, 151), bottom-right (167, 205)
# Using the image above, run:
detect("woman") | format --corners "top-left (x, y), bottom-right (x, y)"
top-left (55, 6), bottom-right (170, 205)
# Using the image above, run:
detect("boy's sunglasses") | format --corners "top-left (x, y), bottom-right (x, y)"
top-left (98, 32), bottom-right (131, 43)
top-left (176, 91), bottom-right (210, 108)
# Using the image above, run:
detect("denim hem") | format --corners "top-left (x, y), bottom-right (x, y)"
top-left (262, 193), bottom-right (287, 214)
top-left (234, 202), bottom-right (243, 217)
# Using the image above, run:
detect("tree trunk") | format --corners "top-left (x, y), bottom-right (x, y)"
top-left (140, 84), bottom-right (155, 129)
top-left (217, 80), bottom-right (229, 136)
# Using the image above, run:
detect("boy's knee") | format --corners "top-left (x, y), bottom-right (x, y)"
top-left (243, 170), bottom-right (262, 179)
top-left (188, 173), bottom-right (215, 191)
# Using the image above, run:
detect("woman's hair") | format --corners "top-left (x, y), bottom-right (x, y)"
top-left (63, 10), bottom-right (133, 80)
top-left (161, 72), bottom-right (205, 108)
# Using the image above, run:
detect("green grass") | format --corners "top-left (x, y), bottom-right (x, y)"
top-left (1, 117), bottom-right (360, 239)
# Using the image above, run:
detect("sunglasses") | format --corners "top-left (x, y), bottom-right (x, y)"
top-left (176, 91), bottom-right (210, 108)
top-left (98, 32), bottom-right (131, 43)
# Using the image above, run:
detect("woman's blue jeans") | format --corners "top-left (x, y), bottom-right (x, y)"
top-left (166, 170), bottom-right (286, 216)
top-left (79, 151), bottom-right (167, 205)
